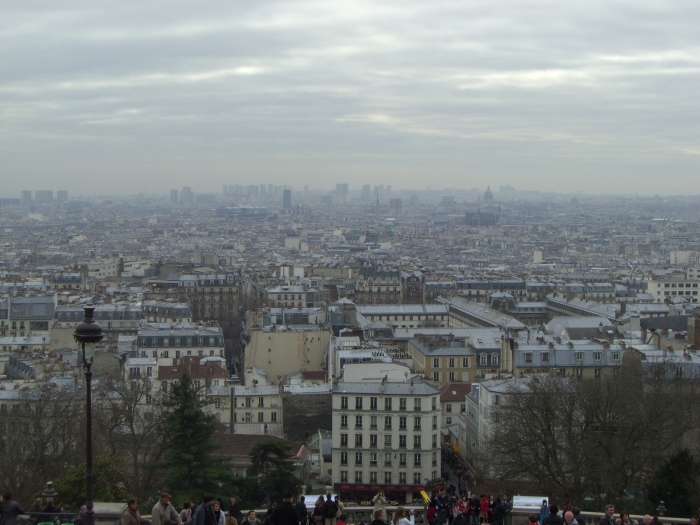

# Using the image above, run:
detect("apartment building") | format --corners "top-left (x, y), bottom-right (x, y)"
top-left (647, 277), bottom-right (699, 303)
top-left (266, 285), bottom-right (330, 308)
top-left (137, 323), bottom-right (225, 363)
top-left (331, 379), bottom-right (441, 504)
top-left (354, 264), bottom-right (401, 304)
top-left (232, 384), bottom-right (283, 436)
top-left (178, 272), bottom-right (241, 322)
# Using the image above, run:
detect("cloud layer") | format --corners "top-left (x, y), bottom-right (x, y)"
top-left (1, 1), bottom-right (698, 195)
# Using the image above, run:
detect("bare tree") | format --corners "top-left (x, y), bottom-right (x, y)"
top-left (94, 374), bottom-right (167, 502)
top-left (485, 357), bottom-right (699, 502)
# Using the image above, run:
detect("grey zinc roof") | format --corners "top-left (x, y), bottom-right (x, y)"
top-left (333, 380), bottom-right (440, 396)
top-left (356, 304), bottom-right (449, 315)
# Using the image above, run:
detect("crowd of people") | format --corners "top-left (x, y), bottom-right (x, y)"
top-left (424, 490), bottom-right (512, 525)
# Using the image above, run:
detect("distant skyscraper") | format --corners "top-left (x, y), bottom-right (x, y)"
top-left (389, 198), bottom-right (402, 215)
top-left (282, 189), bottom-right (292, 210)
top-left (21, 190), bottom-right (32, 205)
top-left (268, 184), bottom-right (274, 195)
top-left (336, 183), bottom-right (348, 196)
top-left (35, 190), bottom-right (53, 203)
top-left (56, 190), bottom-right (68, 203)
top-left (260, 184), bottom-right (266, 197)
top-left (170, 189), bottom-right (178, 203)
top-left (386, 185), bottom-right (391, 199)
top-left (361, 185), bottom-right (370, 200)
top-left (182, 186), bottom-right (194, 204)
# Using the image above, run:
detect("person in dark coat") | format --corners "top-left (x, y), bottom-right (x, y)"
top-left (1, 492), bottom-right (25, 525)
top-left (491, 499), bottom-right (506, 525)
top-left (229, 498), bottom-right (243, 524)
top-left (295, 497), bottom-right (309, 525)
top-left (273, 493), bottom-right (300, 525)
top-left (542, 506), bottom-right (563, 525)
top-left (599, 506), bottom-right (616, 525)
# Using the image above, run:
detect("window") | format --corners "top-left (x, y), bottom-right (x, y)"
top-left (245, 398), bottom-right (252, 408)
top-left (341, 415), bottom-right (348, 428)
top-left (446, 416), bottom-right (452, 424)
top-left (355, 434), bottom-right (363, 447)
top-left (385, 471), bottom-right (392, 483)
top-left (491, 354), bottom-right (499, 366)
top-left (525, 352), bottom-right (532, 363)
top-left (384, 434), bottom-right (392, 447)
top-left (384, 416), bottom-right (392, 430)
top-left (370, 452), bottom-right (378, 466)
top-left (542, 352), bottom-right (550, 363)
top-left (414, 435), bottom-right (422, 449)
top-left (341, 396), bottom-right (348, 409)
top-left (385, 398), bottom-right (392, 410)
top-left (399, 453), bottom-right (407, 466)
top-left (271, 412), bottom-right (277, 422)
top-left (594, 352), bottom-right (602, 361)
top-left (384, 452), bottom-right (392, 466)
top-left (613, 352), bottom-right (620, 361)
top-left (355, 452), bottom-right (363, 465)
top-left (399, 435), bottom-right (407, 448)
top-left (432, 434), bottom-right (438, 448)
top-left (494, 395), bottom-right (500, 406)
top-left (355, 415), bottom-right (363, 428)
top-left (575, 352), bottom-right (583, 361)
top-left (414, 472), bottom-right (422, 485)
top-left (355, 397), bottom-right (363, 410)
top-left (355, 471), bottom-right (363, 483)
top-left (432, 451), bottom-right (438, 466)
top-left (258, 412), bottom-right (264, 422)
top-left (340, 452), bottom-right (348, 465)
top-left (414, 398), bottom-right (421, 411)
top-left (370, 396), bottom-right (378, 410)
top-left (448, 358), bottom-right (455, 368)
top-left (370, 471), bottom-right (378, 483)
top-left (258, 397), bottom-right (264, 407)
top-left (414, 416), bottom-right (421, 430)
top-left (594, 368), bottom-right (601, 379)
top-left (400, 416), bottom-right (407, 430)
top-left (462, 357), bottom-right (470, 367)
top-left (400, 398), bottom-right (407, 411)
top-left (245, 412), bottom-right (252, 422)
top-left (576, 368), bottom-right (583, 378)
top-left (399, 472), bottom-right (407, 484)
top-left (340, 471), bottom-right (348, 482)
top-left (414, 452), bottom-right (422, 466)
top-left (370, 434), bottom-right (378, 447)
top-left (433, 372), bottom-right (440, 382)
top-left (432, 415), bottom-right (438, 429)
top-left (370, 415), bottom-right (378, 429)
top-left (432, 397), bottom-right (437, 410)
top-left (480, 355), bottom-right (487, 365)
top-left (341, 434), bottom-right (348, 446)
top-left (446, 403), bottom-right (452, 413)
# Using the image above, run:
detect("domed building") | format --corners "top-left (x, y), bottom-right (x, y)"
top-left (483, 186), bottom-right (494, 203)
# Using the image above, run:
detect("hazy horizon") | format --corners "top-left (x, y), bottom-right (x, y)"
top-left (2, 1), bottom-right (698, 197)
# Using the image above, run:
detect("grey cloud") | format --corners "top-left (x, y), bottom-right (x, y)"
top-left (1, 0), bottom-right (698, 195)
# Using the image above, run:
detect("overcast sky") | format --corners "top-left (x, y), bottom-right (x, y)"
top-left (1, 1), bottom-right (698, 197)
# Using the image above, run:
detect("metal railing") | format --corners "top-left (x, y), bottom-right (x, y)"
top-left (17, 512), bottom-right (78, 525)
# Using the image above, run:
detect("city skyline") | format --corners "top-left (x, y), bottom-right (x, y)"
top-left (1, 1), bottom-right (698, 196)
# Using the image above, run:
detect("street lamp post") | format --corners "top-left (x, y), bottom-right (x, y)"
top-left (73, 307), bottom-right (104, 525)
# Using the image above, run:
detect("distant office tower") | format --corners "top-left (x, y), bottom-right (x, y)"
top-left (283, 189), bottom-right (292, 210)
top-left (389, 198), bottom-right (402, 215)
top-left (170, 189), bottom-right (178, 203)
top-left (374, 185), bottom-right (385, 202)
top-left (260, 184), bottom-right (266, 197)
top-left (182, 186), bottom-right (194, 204)
top-left (56, 190), bottom-right (68, 203)
top-left (268, 183), bottom-right (274, 195)
top-left (21, 190), bottom-right (32, 205)
top-left (361, 184), bottom-right (370, 200)
top-left (248, 185), bottom-right (259, 198)
top-left (336, 183), bottom-right (349, 196)
top-left (386, 185), bottom-right (391, 199)
top-left (35, 190), bottom-right (53, 203)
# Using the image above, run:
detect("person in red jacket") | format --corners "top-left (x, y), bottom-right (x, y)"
top-left (479, 496), bottom-right (490, 524)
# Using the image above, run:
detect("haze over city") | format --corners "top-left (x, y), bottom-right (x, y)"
top-left (2, 1), bottom-right (699, 196)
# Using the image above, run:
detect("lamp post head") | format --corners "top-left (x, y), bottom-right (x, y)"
top-left (74, 307), bottom-right (104, 360)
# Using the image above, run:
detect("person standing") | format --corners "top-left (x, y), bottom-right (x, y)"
top-left (468, 493), bottom-right (480, 525)
top-left (322, 494), bottom-right (337, 525)
top-left (193, 495), bottom-right (217, 525)
top-left (274, 493), bottom-right (301, 525)
top-left (599, 506), bottom-right (616, 525)
top-left (242, 511), bottom-right (262, 525)
top-left (392, 508), bottom-right (414, 525)
top-left (74, 505), bottom-right (89, 525)
top-left (563, 512), bottom-right (577, 525)
top-left (502, 496), bottom-right (512, 525)
top-left (491, 499), bottom-right (506, 525)
top-left (123, 499), bottom-right (143, 525)
top-left (229, 498), bottom-right (243, 524)
top-left (296, 497), bottom-right (309, 525)
top-left (1, 493), bottom-right (25, 525)
top-left (213, 502), bottom-right (226, 525)
top-left (542, 506), bottom-right (562, 525)
top-left (371, 511), bottom-right (387, 525)
top-left (372, 493), bottom-right (387, 520)
top-left (152, 493), bottom-right (183, 525)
